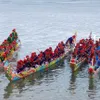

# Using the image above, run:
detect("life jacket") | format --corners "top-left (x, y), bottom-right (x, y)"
top-left (17, 61), bottom-right (23, 70)
top-left (38, 53), bottom-right (43, 58)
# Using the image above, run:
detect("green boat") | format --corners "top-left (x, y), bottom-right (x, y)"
top-left (0, 30), bottom-right (21, 71)
top-left (70, 57), bottom-right (87, 72)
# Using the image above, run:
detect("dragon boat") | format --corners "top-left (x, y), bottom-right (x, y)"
top-left (4, 45), bottom-right (74, 82)
top-left (69, 37), bottom-right (92, 72)
top-left (0, 30), bottom-right (21, 70)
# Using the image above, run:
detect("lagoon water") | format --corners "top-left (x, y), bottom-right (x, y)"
top-left (0, 0), bottom-right (100, 100)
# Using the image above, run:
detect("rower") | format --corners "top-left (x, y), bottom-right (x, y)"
top-left (38, 51), bottom-right (44, 65)
top-left (44, 48), bottom-right (51, 62)
top-left (7, 34), bottom-right (12, 43)
top-left (12, 28), bottom-right (18, 40)
top-left (16, 60), bottom-right (24, 73)
top-left (54, 46), bottom-right (59, 58)
top-left (31, 52), bottom-right (38, 66)
top-left (59, 42), bottom-right (65, 54)
top-left (66, 33), bottom-right (77, 48)
top-left (25, 55), bottom-right (31, 68)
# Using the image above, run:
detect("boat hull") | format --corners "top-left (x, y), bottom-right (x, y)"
top-left (4, 47), bottom-right (73, 82)
top-left (70, 58), bottom-right (86, 72)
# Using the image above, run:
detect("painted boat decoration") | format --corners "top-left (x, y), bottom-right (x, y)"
top-left (4, 46), bottom-right (74, 82)
top-left (70, 58), bottom-right (86, 72)
top-left (0, 29), bottom-right (21, 70)
top-left (88, 65), bottom-right (100, 78)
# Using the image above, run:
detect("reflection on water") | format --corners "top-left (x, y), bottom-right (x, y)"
top-left (68, 64), bottom-right (87, 95)
top-left (87, 78), bottom-right (97, 100)
top-left (88, 78), bottom-right (95, 90)
top-left (68, 72), bottom-right (77, 94)
top-left (4, 60), bottom-right (65, 99)
top-left (2, 54), bottom-right (100, 100)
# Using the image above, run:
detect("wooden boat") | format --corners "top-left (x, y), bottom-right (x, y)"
top-left (0, 30), bottom-right (21, 70)
top-left (4, 46), bottom-right (74, 82)
top-left (70, 57), bottom-right (86, 72)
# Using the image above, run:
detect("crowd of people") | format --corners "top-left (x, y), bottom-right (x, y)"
top-left (87, 38), bottom-right (100, 73)
top-left (71, 37), bottom-right (95, 63)
top-left (16, 34), bottom-right (76, 73)
top-left (0, 29), bottom-right (18, 62)
top-left (70, 35), bottom-right (100, 72)
top-left (16, 41), bottom-right (66, 73)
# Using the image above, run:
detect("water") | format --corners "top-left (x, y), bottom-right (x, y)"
top-left (0, 0), bottom-right (100, 100)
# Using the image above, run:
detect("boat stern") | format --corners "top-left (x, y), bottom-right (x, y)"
top-left (70, 62), bottom-right (77, 72)
top-left (88, 66), bottom-right (95, 75)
